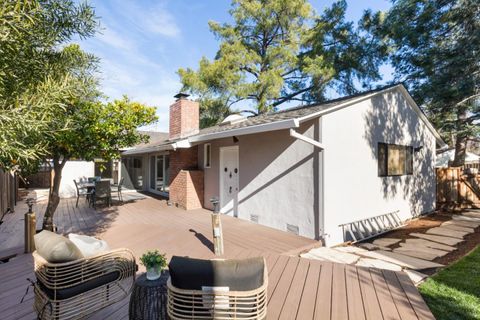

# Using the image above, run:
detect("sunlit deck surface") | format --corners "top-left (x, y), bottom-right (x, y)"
top-left (0, 192), bottom-right (434, 319)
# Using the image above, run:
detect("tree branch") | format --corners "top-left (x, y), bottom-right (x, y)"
top-left (272, 86), bottom-right (313, 107)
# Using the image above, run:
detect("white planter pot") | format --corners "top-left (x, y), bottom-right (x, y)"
top-left (146, 266), bottom-right (161, 280)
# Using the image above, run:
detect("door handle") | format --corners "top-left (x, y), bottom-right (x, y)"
top-left (229, 186), bottom-right (232, 194)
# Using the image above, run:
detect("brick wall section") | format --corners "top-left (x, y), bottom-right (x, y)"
top-left (169, 98), bottom-right (199, 140)
top-left (169, 147), bottom-right (204, 210)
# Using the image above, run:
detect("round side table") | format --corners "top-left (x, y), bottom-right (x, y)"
top-left (129, 271), bottom-right (169, 320)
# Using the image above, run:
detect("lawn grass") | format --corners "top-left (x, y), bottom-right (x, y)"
top-left (419, 246), bottom-right (480, 320)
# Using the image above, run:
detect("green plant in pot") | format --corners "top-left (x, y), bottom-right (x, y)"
top-left (140, 250), bottom-right (167, 280)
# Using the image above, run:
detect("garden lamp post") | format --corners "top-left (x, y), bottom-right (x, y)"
top-left (210, 197), bottom-right (224, 255)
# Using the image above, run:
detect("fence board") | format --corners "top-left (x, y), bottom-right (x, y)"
top-left (437, 168), bottom-right (480, 209)
top-left (0, 169), bottom-right (17, 217)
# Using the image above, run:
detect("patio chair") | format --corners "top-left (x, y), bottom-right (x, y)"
top-left (111, 177), bottom-right (125, 202)
top-left (167, 256), bottom-right (268, 320)
top-left (92, 180), bottom-right (112, 208)
top-left (32, 234), bottom-right (136, 320)
top-left (73, 180), bottom-right (94, 208)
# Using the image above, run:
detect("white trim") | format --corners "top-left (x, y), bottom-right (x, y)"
top-left (188, 119), bottom-right (299, 144)
top-left (289, 129), bottom-right (325, 150)
top-left (204, 143), bottom-right (211, 168)
top-left (219, 146), bottom-right (239, 214)
top-left (122, 144), bottom-right (173, 155)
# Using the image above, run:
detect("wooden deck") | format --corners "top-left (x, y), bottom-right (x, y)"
top-left (0, 192), bottom-right (435, 319)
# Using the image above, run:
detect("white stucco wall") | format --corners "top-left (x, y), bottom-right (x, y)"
top-left (199, 120), bottom-right (320, 239)
top-left (59, 161), bottom-right (95, 198)
top-left (321, 89), bottom-right (437, 245)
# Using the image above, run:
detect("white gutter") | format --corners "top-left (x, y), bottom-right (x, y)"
top-left (186, 118), bottom-right (300, 144)
top-left (121, 144), bottom-right (173, 155)
top-left (289, 129), bottom-right (324, 150)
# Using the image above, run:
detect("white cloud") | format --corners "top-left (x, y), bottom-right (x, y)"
top-left (97, 26), bottom-right (135, 50)
top-left (113, 1), bottom-right (181, 39)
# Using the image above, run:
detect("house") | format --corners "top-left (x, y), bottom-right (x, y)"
top-left (120, 84), bottom-right (446, 245)
top-left (436, 148), bottom-right (480, 168)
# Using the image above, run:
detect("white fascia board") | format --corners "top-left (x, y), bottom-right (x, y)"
top-left (186, 118), bottom-right (300, 144)
top-left (171, 139), bottom-right (192, 150)
top-left (295, 84), bottom-right (447, 148)
top-left (121, 144), bottom-right (173, 155)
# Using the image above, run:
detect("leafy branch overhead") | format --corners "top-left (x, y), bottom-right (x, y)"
top-left (178, 0), bottom-right (384, 126)
top-left (363, 0), bottom-right (479, 166)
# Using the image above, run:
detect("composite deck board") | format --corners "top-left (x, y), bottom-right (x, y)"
top-left (0, 195), bottom-right (434, 319)
top-left (331, 263), bottom-right (348, 320)
top-left (345, 264), bottom-right (366, 320)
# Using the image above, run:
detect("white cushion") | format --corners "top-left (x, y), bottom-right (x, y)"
top-left (34, 230), bottom-right (84, 263)
top-left (68, 233), bottom-right (110, 258)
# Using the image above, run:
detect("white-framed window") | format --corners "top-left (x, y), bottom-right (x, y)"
top-left (204, 143), bottom-right (211, 168)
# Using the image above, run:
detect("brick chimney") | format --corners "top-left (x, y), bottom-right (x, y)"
top-left (169, 93), bottom-right (199, 140)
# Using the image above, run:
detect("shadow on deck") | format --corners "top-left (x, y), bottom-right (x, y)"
top-left (0, 192), bottom-right (434, 319)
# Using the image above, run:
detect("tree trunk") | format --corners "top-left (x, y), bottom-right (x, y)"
top-left (42, 157), bottom-right (67, 231)
top-left (451, 108), bottom-right (468, 167)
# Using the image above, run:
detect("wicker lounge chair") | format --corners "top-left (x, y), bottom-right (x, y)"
top-left (167, 256), bottom-right (267, 320)
top-left (32, 248), bottom-right (136, 320)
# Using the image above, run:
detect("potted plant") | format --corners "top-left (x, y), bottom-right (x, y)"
top-left (140, 250), bottom-right (167, 280)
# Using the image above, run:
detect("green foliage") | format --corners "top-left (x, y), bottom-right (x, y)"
top-left (419, 246), bottom-right (480, 319)
top-left (364, 0), bottom-right (480, 165)
top-left (50, 96), bottom-right (158, 162)
top-left (179, 0), bottom-right (383, 126)
top-left (0, 0), bottom-right (98, 169)
top-left (140, 250), bottom-right (167, 269)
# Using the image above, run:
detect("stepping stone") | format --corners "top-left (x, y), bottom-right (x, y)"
top-left (443, 219), bottom-right (480, 228)
top-left (300, 253), bottom-right (328, 261)
top-left (358, 243), bottom-right (392, 251)
top-left (357, 250), bottom-right (443, 270)
top-left (398, 244), bottom-right (450, 257)
top-left (355, 258), bottom-right (402, 271)
top-left (334, 246), bottom-right (368, 254)
top-left (410, 233), bottom-right (463, 246)
top-left (452, 215), bottom-right (480, 223)
top-left (440, 223), bottom-right (475, 233)
top-left (306, 247), bottom-right (360, 264)
top-left (462, 210), bottom-right (480, 218)
top-left (404, 239), bottom-right (457, 252)
top-left (372, 238), bottom-right (402, 247)
top-left (426, 227), bottom-right (470, 239)
top-left (393, 248), bottom-right (438, 261)
top-left (404, 269), bottom-right (428, 285)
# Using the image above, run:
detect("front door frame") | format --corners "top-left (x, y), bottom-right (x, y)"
top-left (219, 146), bottom-right (239, 215)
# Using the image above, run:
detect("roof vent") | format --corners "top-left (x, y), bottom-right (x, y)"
top-left (220, 114), bottom-right (247, 126)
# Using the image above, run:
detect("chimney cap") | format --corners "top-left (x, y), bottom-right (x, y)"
top-left (174, 92), bottom-right (190, 100)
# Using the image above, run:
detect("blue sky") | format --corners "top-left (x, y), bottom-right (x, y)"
top-left (79, 0), bottom-right (393, 131)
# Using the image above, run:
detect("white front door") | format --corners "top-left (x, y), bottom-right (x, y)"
top-left (220, 146), bottom-right (239, 216)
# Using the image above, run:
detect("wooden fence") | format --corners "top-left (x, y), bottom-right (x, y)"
top-left (437, 167), bottom-right (480, 209)
top-left (0, 169), bottom-right (18, 217)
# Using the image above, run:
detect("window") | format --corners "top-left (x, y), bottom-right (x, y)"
top-left (204, 143), bottom-right (211, 168)
top-left (378, 143), bottom-right (413, 176)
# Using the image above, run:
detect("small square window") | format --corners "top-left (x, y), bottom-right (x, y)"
top-left (378, 143), bottom-right (413, 177)
top-left (204, 143), bottom-right (211, 168)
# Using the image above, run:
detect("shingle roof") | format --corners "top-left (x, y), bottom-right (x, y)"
top-left (191, 83), bottom-right (401, 137)
top-left (124, 83), bottom-right (415, 153)
top-left (122, 131), bottom-right (169, 154)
